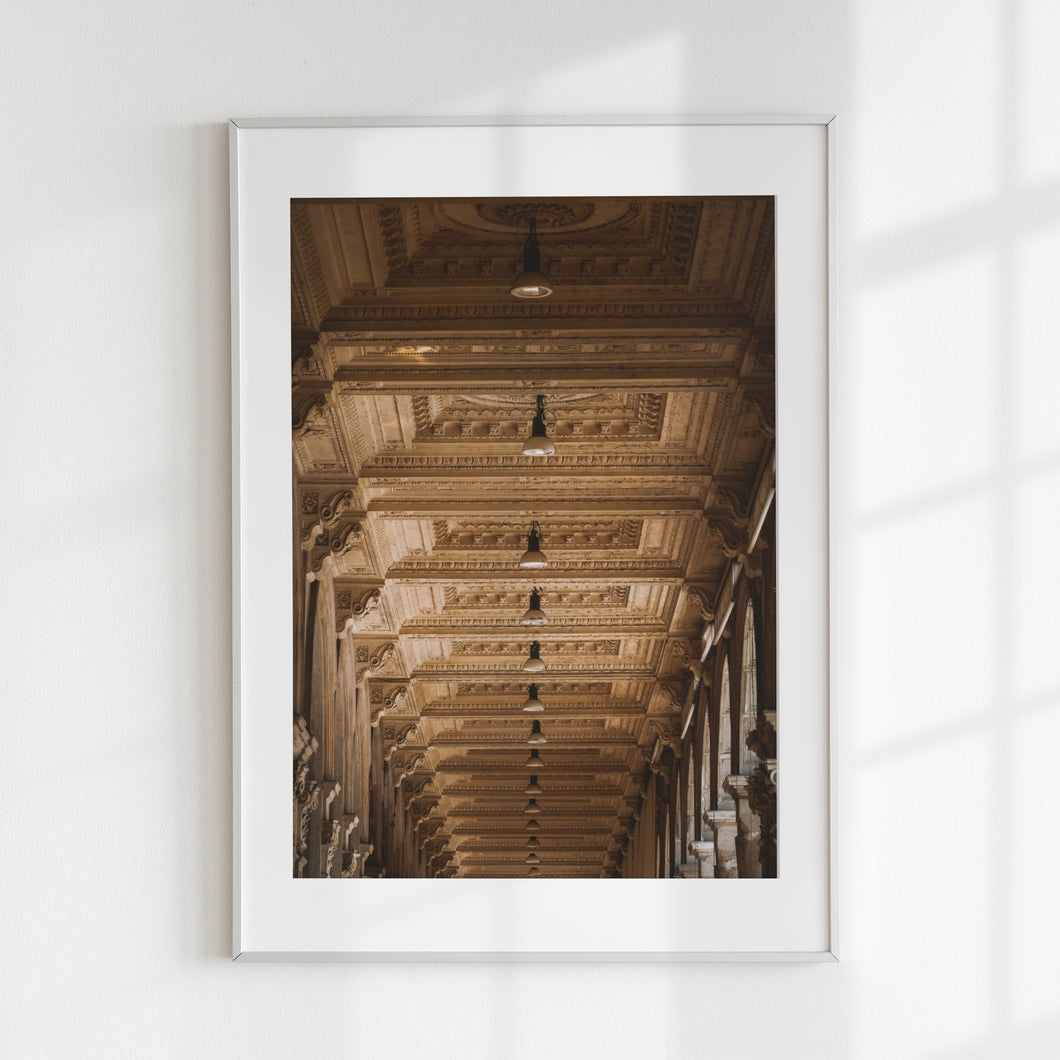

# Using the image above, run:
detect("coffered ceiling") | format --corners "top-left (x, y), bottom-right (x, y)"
top-left (292, 196), bottom-right (775, 878)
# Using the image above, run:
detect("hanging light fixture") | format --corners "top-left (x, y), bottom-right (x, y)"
top-left (510, 218), bottom-right (553, 299)
top-left (527, 720), bottom-right (546, 746)
top-left (525, 852), bottom-right (540, 865)
top-left (525, 817), bottom-right (540, 831)
top-left (519, 522), bottom-right (547, 568)
top-left (526, 835), bottom-right (541, 850)
top-left (522, 683), bottom-right (544, 712)
top-left (521, 588), bottom-right (548, 626)
top-left (522, 640), bottom-right (545, 673)
top-left (525, 774), bottom-right (543, 795)
top-left (524, 799), bottom-right (541, 815)
top-left (522, 394), bottom-right (556, 456)
top-left (525, 748), bottom-right (543, 769)
top-left (528, 866), bottom-right (541, 876)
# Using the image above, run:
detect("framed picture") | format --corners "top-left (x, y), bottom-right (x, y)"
top-left (231, 117), bottom-right (836, 960)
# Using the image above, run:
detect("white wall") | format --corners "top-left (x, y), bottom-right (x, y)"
top-left (2, 2), bottom-right (1058, 1057)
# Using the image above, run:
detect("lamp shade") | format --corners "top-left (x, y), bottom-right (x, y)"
top-left (519, 523), bottom-right (547, 568)
top-left (522, 640), bottom-right (545, 672)
top-left (520, 588), bottom-right (547, 625)
top-left (522, 395), bottom-right (556, 455)
top-left (522, 684), bottom-right (544, 712)
top-left (527, 720), bottom-right (546, 746)
top-left (511, 219), bottom-right (552, 299)
top-left (511, 269), bottom-right (553, 299)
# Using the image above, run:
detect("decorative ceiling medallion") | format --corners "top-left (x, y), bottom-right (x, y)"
top-left (436, 200), bottom-right (633, 235)
top-left (478, 202), bottom-right (594, 229)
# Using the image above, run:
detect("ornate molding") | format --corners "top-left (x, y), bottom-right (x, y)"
top-left (369, 683), bottom-right (408, 727)
top-left (705, 518), bottom-right (743, 559)
top-left (390, 750), bottom-right (426, 787)
top-left (356, 640), bottom-right (398, 675)
top-left (382, 721), bottom-right (418, 762)
top-left (308, 520), bottom-right (364, 578)
top-left (300, 488), bottom-right (357, 552)
top-left (745, 712), bottom-right (777, 761)
top-left (685, 585), bottom-right (715, 623)
top-left (292, 393), bottom-right (330, 437)
top-left (742, 389), bottom-right (776, 438)
top-left (747, 762), bottom-right (777, 877)
top-left (710, 486), bottom-right (749, 527)
top-left (323, 819), bottom-right (342, 877)
top-left (337, 587), bottom-right (383, 639)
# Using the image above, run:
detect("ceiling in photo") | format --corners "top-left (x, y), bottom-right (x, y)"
top-left (292, 196), bottom-right (775, 877)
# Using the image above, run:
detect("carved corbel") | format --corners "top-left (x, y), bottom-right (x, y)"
top-left (382, 721), bottom-right (418, 762)
top-left (357, 640), bottom-right (398, 680)
top-left (657, 682), bottom-right (684, 711)
top-left (391, 751), bottom-right (426, 787)
top-left (670, 640), bottom-right (704, 682)
top-left (308, 520), bottom-right (364, 580)
top-left (747, 764), bottom-right (777, 877)
top-left (323, 819), bottom-right (343, 877)
top-left (403, 775), bottom-right (435, 801)
top-left (369, 683), bottom-right (408, 727)
top-left (292, 393), bottom-right (330, 437)
top-left (738, 548), bottom-right (765, 580)
top-left (295, 781), bottom-right (321, 865)
top-left (742, 389), bottom-right (776, 438)
top-left (705, 517), bottom-right (743, 559)
top-left (670, 640), bottom-right (694, 665)
top-left (685, 586), bottom-right (715, 623)
top-left (300, 488), bottom-right (356, 552)
top-left (341, 842), bottom-right (374, 878)
top-left (293, 726), bottom-right (318, 802)
top-left (412, 798), bottom-right (440, 827)
top-left (710, 486), bottom-right (749, 527)
top-left (418, 820), bottom-right (444, 851)
top-left (337, 587), bottom-right (383, 639)
top-left (291, 345), bottom-right (322, 377)
top-left (745, 712), bottom-right (777, 761)
top-left (430, 851), bottom-right (455, 873)
top-left (647, 718), bottom-right (682, 756)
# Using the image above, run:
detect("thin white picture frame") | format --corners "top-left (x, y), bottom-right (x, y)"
top-left (230, 116), bottom-right (838, 961)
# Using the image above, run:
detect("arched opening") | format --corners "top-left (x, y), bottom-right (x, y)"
top-left (684, 742), bottom-right (696, 856)
top-left (739, 599), bottom-right (760, 774)
top-left (716, 658), bottom-right (734, 809)
top-left (699, 685), bottom-right (711, 820)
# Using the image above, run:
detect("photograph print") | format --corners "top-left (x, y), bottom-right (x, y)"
top-left (290, 196), bottom-right (777, 880)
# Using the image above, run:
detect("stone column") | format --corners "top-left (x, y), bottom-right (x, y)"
top-left (724, 775), bottom-right (763, 878)
top-left (688, 839), bottom-right (716, 878)
top-left (703, 809), bottom-right (738, 878)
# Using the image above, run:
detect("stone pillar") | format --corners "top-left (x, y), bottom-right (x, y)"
top-left (688, 839), bottom-right (716, 878)
top-left (724, 774), bottom-right (763, 878)
top-left (748, 759), bottom-right (778, 878)
top-left (704, 809), bottom-right (738, 878)
top-left (745, 711), bottom-right (777, 878)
